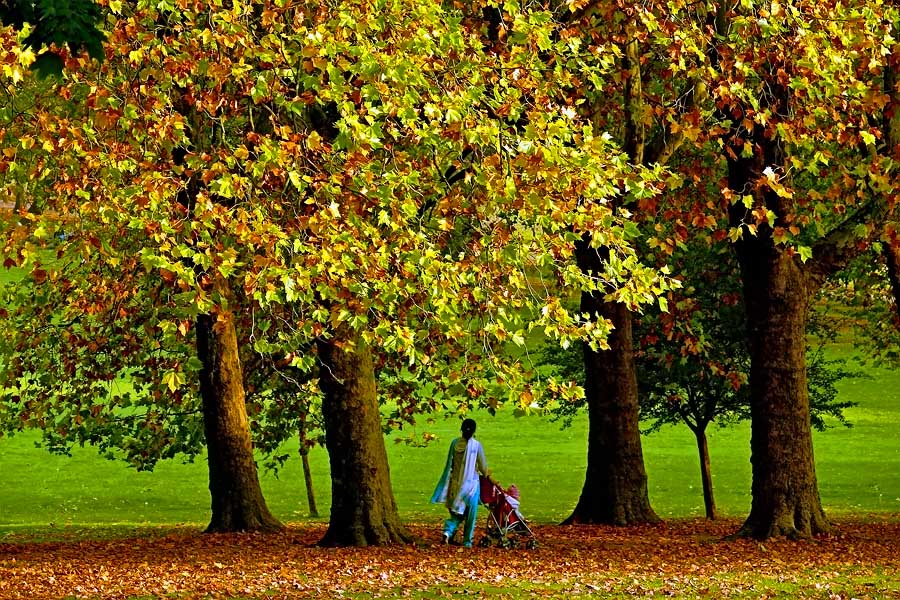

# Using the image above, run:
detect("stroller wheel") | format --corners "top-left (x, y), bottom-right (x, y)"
top-left (499, 536), bottom-right (519, 549)
top-left (525, 538), bottom-right (538, 550)
top-left (478, 535), bottom-right (492, 548)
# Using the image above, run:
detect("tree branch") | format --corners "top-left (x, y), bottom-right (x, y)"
top-left (806, 198), bottom-right (888, 290)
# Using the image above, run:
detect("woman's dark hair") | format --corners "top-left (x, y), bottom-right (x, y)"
top-left (461, 418), bottom-right (477, 439)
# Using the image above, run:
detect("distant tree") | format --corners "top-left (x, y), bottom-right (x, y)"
top-left (635, 245), bottom-right (749, 521)
top-left (242, 337), bottom-right (323, 519)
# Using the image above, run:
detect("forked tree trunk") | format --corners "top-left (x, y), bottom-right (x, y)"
top-left (692, 426), bottom-right (717, 520)
top-left (197, 296), bottom-right (283, 534)
top-left (317, 328), bottom-right (412, 546)
top-left (563, 248), bottom-right (658, 525)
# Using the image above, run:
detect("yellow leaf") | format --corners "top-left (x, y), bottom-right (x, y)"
top-left (307, 130), bottom-right (322, 151)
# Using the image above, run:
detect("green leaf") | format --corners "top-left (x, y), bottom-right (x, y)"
top-left (658, 296), bottom-right (669, 313)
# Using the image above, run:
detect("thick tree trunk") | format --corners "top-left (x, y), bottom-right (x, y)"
top-left (727, 104), bottom-right (829, 536)
top-left (693, 427), bottom-right (717, 520)
top-left (561, 34), bottom-right (658, 527)
top-left (563, 242), bottom-right (658, 525)
top-left (197, 295), bottom-right (283, 534)
top-left (732, 244), bottom-right (828, 538)
top-left (317, 328), bottom-right (412, 546)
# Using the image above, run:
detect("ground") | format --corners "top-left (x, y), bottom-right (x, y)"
top-left (1, 518), bottom-right (898, 599)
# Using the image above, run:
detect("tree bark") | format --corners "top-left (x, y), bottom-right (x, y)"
top-left (317, 327), bottom-right (412, 546)
top-left (732, 241), bottom-right (828, 538)
top-left (563, 245), bottom-right (658, 525)
top-left (693, 427), bottom-right (717, 520)
top-left (197, 286), bottom-right (283, 534)
top-left (885, 243), bottom-right (900, 323)
top-left (726, 89), bottom-right (829, 537)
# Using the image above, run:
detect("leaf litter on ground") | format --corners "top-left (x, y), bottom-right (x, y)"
top-left (0, 518), bottom-right (898, 599)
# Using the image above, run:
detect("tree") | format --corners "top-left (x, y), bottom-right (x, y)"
top-left (709, 0), bottom-right (896, 538)
top-left (0, 0), bottom-right (103, 75)
top-left (636, 244), bottom-right (749, 521)
top-left (0, 11), bottom-right (280, 533)
top-left (541, 240), bottom-right (860, 522)
top-left (196, 279), bottom-right (282, 533)
top-left (541, 0), bottom-right (891, 536)
top-left (558, 0), bottom-right (710, 525)
top-left (636, 245), bottom-right (860, 521)
top-left (1, 0), bottom-right (672, 545)
top-left (242, 338), bottom-right (323, 519)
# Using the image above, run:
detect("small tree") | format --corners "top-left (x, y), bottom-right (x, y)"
top-left (242, 339), bottom-right (323, 519)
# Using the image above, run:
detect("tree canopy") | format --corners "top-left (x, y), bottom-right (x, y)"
top-left (0, 0), bottom-right (673, 467)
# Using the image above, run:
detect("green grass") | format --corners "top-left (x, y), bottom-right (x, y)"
top-left (2, 259), bottom-right (899, 533)
top-left (340, 572), bottom-right (900, 600)
top-left (2, 348), bottom-right (899, 536)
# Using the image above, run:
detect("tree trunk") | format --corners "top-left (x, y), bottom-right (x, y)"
top-left (562, 35), bottom-right (658, 527)
top-left (693, 426), bottom-right (717, 520)
top-left (563, 245), bottom-right (658, 525)
top-left (299, 424), bottom-right (319, 518)
top-left (317, 327), bottom-right (412, 546)
top-left (197, 291), bottom-right (283, 534)
top-left (884, 243), bottom-right (900, 323)
top-left (727, 104), bottom-right (829, 537)
top-left (732, 243), bottom-right (828, 538)
top-left (882, 45), bottom-right (900, 323)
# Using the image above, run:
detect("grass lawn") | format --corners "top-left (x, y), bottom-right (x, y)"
top-left (1, 345), bottom-right (899, 536)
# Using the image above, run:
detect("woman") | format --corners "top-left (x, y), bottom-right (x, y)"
top-left (431, 418), bottom-right (490, 548)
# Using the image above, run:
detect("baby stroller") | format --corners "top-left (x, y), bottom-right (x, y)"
top-left (477, 476), bottom-right (537, 549)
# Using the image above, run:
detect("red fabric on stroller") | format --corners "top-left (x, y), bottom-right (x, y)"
top-left (479, 475), bottom-right (498, 504)
top-left (478, 476), bottom-right (536, 548)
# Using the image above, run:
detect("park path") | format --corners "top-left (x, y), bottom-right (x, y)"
top-left (1, 519), bottom-right (898, 599)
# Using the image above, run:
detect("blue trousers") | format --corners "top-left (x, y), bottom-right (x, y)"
top-left (444, 488), bottom-right (480, 547)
